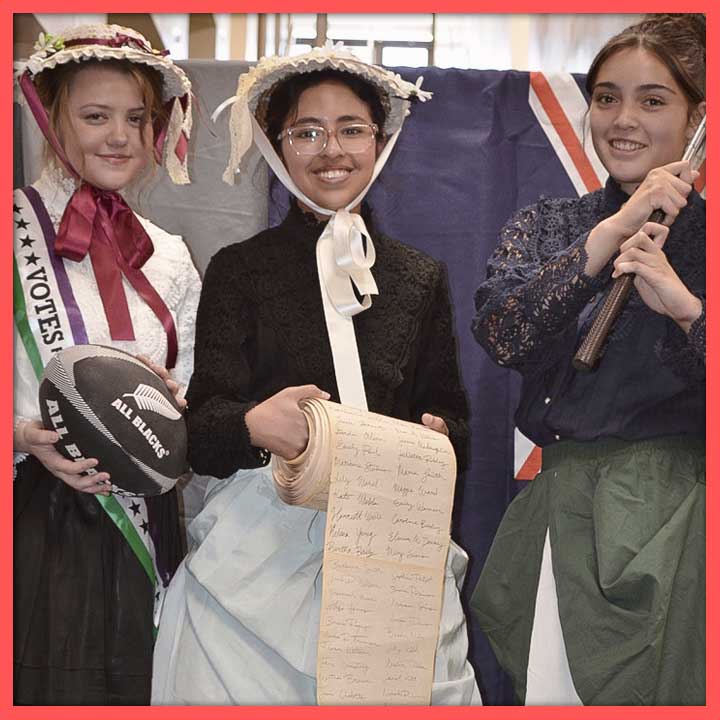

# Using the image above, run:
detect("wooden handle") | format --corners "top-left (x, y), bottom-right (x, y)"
top-left (573, 208), bottom-right (666, 371)
top-left (572, 274), bottom-right (634, 370)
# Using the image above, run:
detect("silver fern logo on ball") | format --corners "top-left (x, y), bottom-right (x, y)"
top-left (123, 383), bottom-right (182, 420)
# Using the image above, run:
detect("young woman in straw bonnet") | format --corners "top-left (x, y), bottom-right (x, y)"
top-left (152, 45), bottom-right (481, 705)
top-left (13, 23), bottom-right (200, 705)
top-left (471, 14), bottom-right (705, 705)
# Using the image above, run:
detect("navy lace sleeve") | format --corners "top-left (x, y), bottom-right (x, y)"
top-left (654, 297), bottom-right (706, 384)
top-left (651, 195), bottom-right (706, 384)
top-left (472, 197), bottom-right (610, 371)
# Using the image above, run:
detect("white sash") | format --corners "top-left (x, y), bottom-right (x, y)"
top-left (13, 188), bottom-right (167, 626)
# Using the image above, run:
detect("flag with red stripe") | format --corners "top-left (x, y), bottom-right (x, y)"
top-left (513, 72), bottom-right (608, 480)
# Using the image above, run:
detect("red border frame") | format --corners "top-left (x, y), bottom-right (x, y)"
top-left (4, 3), bottom-right (716, 719)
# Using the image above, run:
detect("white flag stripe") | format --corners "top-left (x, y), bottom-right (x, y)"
top-left (514, 428), bottom-right (538, 478)
top-left (542, 73), bottom-right (608, 186)
top-left (528, 85), bottom-right (589, 197)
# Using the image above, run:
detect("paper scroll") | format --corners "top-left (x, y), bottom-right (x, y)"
top-left (272, 399), bottom-right (456, 705)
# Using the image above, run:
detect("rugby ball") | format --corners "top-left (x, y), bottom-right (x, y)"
top-left (39, 344), bottom-right (187, 496)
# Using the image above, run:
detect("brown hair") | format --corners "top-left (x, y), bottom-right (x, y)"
top-left (33, 58), bottom-right (167, 178)
top-left (586, 14), bottom-right (706, 109)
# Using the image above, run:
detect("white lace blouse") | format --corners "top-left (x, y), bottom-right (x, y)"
top-left (13, 169), bottom-right (202, 467)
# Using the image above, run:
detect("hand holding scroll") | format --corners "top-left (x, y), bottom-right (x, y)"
top-left (272, 399), bottom-right (457, 704)
top-left (246, 384), bottom-right (331, 459)
top-left (421, 412), bottom-right (449, 436)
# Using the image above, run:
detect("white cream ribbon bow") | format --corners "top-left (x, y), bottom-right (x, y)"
top-left (247, 111), bottom-right (405, 409)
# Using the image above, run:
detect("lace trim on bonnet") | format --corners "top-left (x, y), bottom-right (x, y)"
top-left (218, 43), bottom-right (431, 184)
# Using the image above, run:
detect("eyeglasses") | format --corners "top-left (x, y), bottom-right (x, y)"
top-left (277, 123), bottom-right (379, 156)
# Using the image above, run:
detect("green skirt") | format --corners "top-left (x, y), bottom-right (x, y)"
top-left (471, 435), bottom-right (705, 705)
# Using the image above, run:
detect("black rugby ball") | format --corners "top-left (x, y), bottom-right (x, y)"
top-left (39, 344), bottom-right (187, 496)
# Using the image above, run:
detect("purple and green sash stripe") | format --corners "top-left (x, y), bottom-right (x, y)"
top-left (13, 255), bottom-right (43, 379)
top-left (14, 186), bottom-right (158, 593)
top-left (24, 186), bottom-right (89, 345)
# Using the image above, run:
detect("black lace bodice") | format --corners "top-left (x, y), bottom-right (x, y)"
top-left (472, 178), bottom-right (705, 446)
top-left (186, 203), bottom-right (469, 477)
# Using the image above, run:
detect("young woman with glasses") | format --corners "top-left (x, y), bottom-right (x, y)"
top-left (152, 51), bottom-right (481, 705)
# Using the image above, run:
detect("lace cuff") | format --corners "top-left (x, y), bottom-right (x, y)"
top-left (13, 416), bottom-right (32, 480)
top-left (654, 298), bottom-right (705, 383)
top-left (575, 233), bottom-right (615, 289)
top-left (687, 299), bottom-right (706, 360)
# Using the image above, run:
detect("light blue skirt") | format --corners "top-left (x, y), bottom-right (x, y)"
top-left (152, 466), bottom-right (481, 705)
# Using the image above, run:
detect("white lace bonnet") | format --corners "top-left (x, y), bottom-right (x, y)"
top-left (217, 42), bottom-right (432, 183)
top-left (15, 24), bottom-right (193, 184)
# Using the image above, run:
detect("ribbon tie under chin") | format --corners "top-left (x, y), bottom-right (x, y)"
top-left (317, 209), bottom-right (378, 318)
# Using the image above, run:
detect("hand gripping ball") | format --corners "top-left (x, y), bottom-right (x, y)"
top-left (39, 344), bottom-right (188, 496)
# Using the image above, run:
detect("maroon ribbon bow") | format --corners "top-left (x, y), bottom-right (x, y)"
top-left (55, 184), bottom-right (178, 369)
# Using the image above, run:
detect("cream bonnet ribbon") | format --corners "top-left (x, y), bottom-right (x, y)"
top-left (248, 112), bottom-right (406, 410)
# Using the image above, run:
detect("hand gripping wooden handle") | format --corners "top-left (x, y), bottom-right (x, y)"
top-left (572, 208), bottom-right (665, 371)
top-left (572, 115), bottom-right (704, 371)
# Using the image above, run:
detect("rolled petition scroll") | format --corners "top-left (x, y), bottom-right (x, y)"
top-left (272, 398), bottom-right (457, 705)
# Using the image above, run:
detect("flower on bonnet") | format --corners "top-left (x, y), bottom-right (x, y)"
top-left (33, 32), bottom-right (65, 58)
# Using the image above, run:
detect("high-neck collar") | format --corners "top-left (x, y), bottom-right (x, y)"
top-left (600, 176), bottom-right (630, 215)
top-left (282, 199), bottom-right (377, 240)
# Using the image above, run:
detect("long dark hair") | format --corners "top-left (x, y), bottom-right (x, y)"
top-left (586, 14), bottom-right (705, 110)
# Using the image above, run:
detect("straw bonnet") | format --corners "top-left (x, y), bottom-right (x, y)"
top-left (217, 42), bottom-right (431, 183)
top-left (16, 23), bottom-right (193, 184)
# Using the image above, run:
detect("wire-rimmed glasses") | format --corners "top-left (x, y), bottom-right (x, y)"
top-left (277, 122), bottom-right (379, 156)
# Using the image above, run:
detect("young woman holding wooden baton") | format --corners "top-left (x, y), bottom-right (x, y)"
top-left (470, 14), bottom-right (706, 705)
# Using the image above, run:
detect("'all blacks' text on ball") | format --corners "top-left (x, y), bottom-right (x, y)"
top-left (43, 398), bottom-right (98, 475)
top-left (110, 398), bottom-right (170, 459)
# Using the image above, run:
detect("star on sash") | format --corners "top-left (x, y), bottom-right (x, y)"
top-left (15, 218), bottom-right (29, 230)
top-left (129, 501), bottom-right (141, 516)
top-left (140, 520), bottom-right (149, 534)
top-left (24, 252), bottom-right (39, 266)
top-left (20, 236), bottom-right (35, 248)
top-left (13, 204), bottom-right (22, 214)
